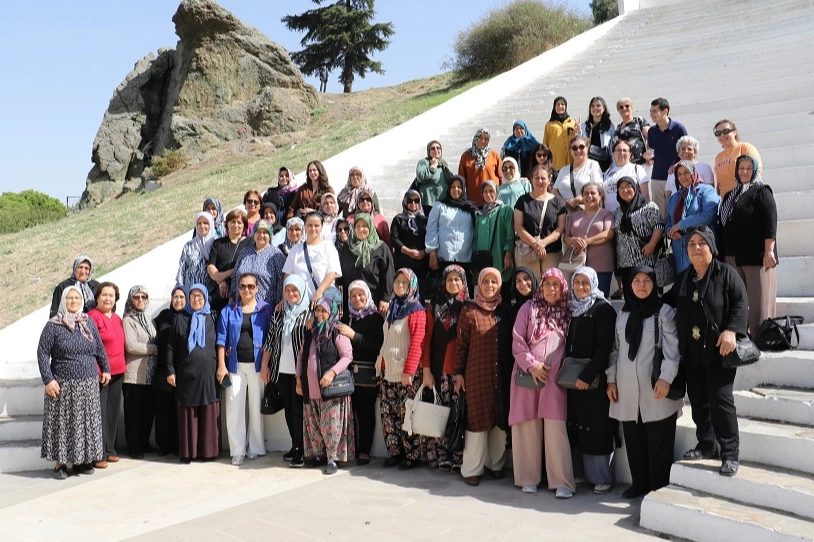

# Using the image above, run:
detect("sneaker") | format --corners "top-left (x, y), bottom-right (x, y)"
top-left (521, 485), bottom-right (538, 494)
top-left (283, 448), bottom-right (296, 462)
top-left (246, 452), bottom-right (261, 460)
top-left (324, 461), bottom-right (338, 475)
top-left (289, 450), bottom-right (305, 468)
top-left (53, 465), bottom-right (68, 480)
top-left (719, 460), bottom-right (739, 477)
top-left (304, 456), bottom-right (327, 468)
top-left (555, 487), bottom-right (574, 499)
top-left (231, 455), bottom-right (244, 466)
top-left (593, 483), bottom-right (612, 494)
top-left (574, 476), bottom-right (588, 485)
top-left (438, 461), bottom-right (453, 472)
top-left (451, 463), bottom-right (462, 472)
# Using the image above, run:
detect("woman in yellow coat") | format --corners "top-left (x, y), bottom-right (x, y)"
top-left (544, 96), bottom-right (577, 171)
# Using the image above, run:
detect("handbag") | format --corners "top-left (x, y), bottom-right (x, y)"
top-left (699, 300), bottom-right (761, 369)
top-left (515, 194), bottom-right (550, 266)
top-left (654, 236), bottom-right (676, 288)
top-left (260, 381), bottom-right (285, 415)
top-left (589, 144), bottom-right (610, 165)
top-left (651, 315), bottom-right (686, 400)
top-left (557, 357), bottom-right (598, 390)
top-left (350, 359), bottom-right (379, 387)
top-left (403, 385), bottom-right (451, 438)
top-left (445, 391), bottom-right (466, 453)
top-left (321, 368), bottom-right (355, 399)
top-left (471, 211), bottom-right (501, 278)
top-left (515, 334), bottom-right (560, 389)
top-left (753, 315), bottom-right (804, 351)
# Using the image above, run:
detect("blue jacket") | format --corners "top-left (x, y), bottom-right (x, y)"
top-left (216, 300), bottom-right (272, 373)
top-left (665, 184), bottom-right (720, 274)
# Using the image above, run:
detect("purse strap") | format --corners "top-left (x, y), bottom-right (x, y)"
top-left (698, 299), bottom-right (721, 336)
top-left (302, 242), bottom-right (320, 291)
top-left (537, 195), bottom-right (550, 239)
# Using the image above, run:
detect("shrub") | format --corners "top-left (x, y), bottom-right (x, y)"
top-left (591, 0), bottom-right (619, 25)
top-left (447, 0), bottom-right (592, 82)
top-left (0, 190), bottom-right (66, 234)
top-left (152, 149), bottom-right (188, 179)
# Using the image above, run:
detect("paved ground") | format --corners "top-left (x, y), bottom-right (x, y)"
top-left (0, 453), bottom-right (669, 542)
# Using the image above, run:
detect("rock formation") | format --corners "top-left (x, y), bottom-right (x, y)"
top-left (81, 0), bottom-right (318, 207)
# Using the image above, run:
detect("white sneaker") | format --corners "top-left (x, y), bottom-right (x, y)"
top-left (593, 483), bottom-right (612, 494)
top-left (555, 487), bottom-right (573, 499)
top-left (231, 455), bottom-right (244, 466)
top-left (246, 452), bottom-right (259, 460)
top-left (521, 485), bottom-right (538, 494)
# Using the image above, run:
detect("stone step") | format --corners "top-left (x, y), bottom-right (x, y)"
top-left (776, 297), bottom-right (814, 322)
top-left (773, 192), bottom-right (814, 222)
top-left (670, 459), bottom-right (814, 522)
top-left (735, 351), bottom-right (814, 390)
top-left (641, 485), bottom-right (814, 542)
top-left (798, 323), bottom-right (814, 350)
top-left (776, 258), bottom-right (814, 297)
top-left (0, 440), bottom-right (50, 474)
top-left (0, 378), bottom-right (43, 417)
top-left (778, 220), bottom-right (814, 257)
top-left (734, 387), bottom-right (814, 427)
top-left (0, 415), bottom-right (42, 442)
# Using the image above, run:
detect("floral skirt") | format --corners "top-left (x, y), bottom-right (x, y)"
top-left (380, 374), bottom-right (424, 460)
top-left (41, 378), bottom-right (104, 464)
top-left (424, 373), bottom-right (463, 468)
top-left (304, 396), bottom-right (355, 462)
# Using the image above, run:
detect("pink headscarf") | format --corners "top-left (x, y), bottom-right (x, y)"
top-left (473, 267), bottom-right (502, 311)
top-left (529, 267), bottom-right (570, 345)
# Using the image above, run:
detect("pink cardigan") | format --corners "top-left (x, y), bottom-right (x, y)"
top-left (297, 333), bottom-right (352, 400)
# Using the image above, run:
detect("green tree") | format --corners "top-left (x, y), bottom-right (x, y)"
top-left (590, 0), bottom-right (619, 25)
top-left (282, 0), bottom-right (395, 93)
top-left (0, 190), bottom-right (66, 234)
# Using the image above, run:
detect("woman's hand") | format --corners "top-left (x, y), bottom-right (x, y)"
top-left (320, 370), bottom-right (336, 388)
top-left (429, 252), bottom-right (439, 271)
top-left (378, 300), bottom-right (390, 314)
top-left (44, 380), bottom-right (60, 399)
top-left (260, 365), bottom-right (271, 384)
top-left (763, 252), bottom-right (777, 269)
top-left (575, 378), bottom-right (590, 391)
top-left (216, 365), bottom-right (228, 384)
top-left (422, 369), bottom-right (435, 389)
top-left (275, 299), bottom-right (285, 311)
top-left (565, 198), bottom-right (581, 212)
top-left (401, 373), bottom-right (413, 388)
top-left (167, 374), bottom-right (176, 387)
top-left (503, 251), bottom-right (513, 271)
top-left (336, 323), bottom-right (355, 340)
top-left (532, 239), bottom-right (547, 258)
top-left (311, 287), bottom-right (326, 309)
top-left (606, 382), bottom-right (618, 403)
top-left (454, 375), bottom-right (465, 394)
top-left (219, 281), bottom-right (229, 299)
top-left (295, 377), bottom-right (303, 396)
top-left (717, 330), bottom-right (738, 357)
top-left (99, 372), bottom-right (111, 386)
top-left (305, 317), bottom-right (314, 330)
top-left (668, 224), bottom-right (681, 241)
top-left (573, 237), bottom-right (588, 252)
top-left (654, 379), bottom-right (670, 400)
top-left (642, 241), bottom-right (657, 257)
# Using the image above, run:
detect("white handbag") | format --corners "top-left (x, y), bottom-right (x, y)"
top-left (402, 385), bottom-right (451, 439)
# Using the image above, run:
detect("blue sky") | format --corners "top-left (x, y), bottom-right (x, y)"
top-left (0, 0), bottom-right (590, 203)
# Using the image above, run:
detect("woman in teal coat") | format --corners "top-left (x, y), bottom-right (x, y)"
top-left (472, 181), bottom-right (515, 285)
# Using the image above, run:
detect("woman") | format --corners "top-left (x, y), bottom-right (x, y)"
top-left (526, 143), bottom-right (559, 185)
top-left (665, 227), bottom-right (748, 477)
top-left (283, 212), bottom-right (341, 303)
top-left (390, 190), bottom-right (429, 295)
top-left (88, 282), bottom-right (125, 469)
top-left (296, 292), bottom-right (355, 474)
top-left (514, 164), bottom-right (567, 279)
top-left (415, 140), bottom-right (453, 214)
top-left (152, 285), bottom-right (185, 456)
top-left (510, 268), bottom-right (574, 497)
top-left (122, 285), bottom-right (158, 459)
top-left (603, 140), bottom-right (650, 212)
top-left (562, 182), bottom-right (615, 295)
top-left (425, 176), bottom-right (477, 284)
top-left (166, 284), bottom-right (221, 463)
top-left (202, 197), bottom-right (225, 238)
top-left (577, 97), bottom-right (616, 172)
top-left (665, 161), bottom-right (721, 275)
top-left (501, 120), bottom-right (540, 178)
top-left (607, 266), bottom-right (683, 497)
top-left (263, 166), bottom-right (298, 222)
top-left (614, 177), bottom-right (664, 296)
top-left (455, 268), bottom-right (512, 486)
top-left (614, 97), bottom-right (650, 166)
top-left (720, 155), bottom-right (778, 334)
top-left (317, 192), bottom-right (341, 244)
top-left (337, 280), bottom-right (385, 466)
top-left (554, 136), bottom-right (603, 213)
top-left (337, 166), bottom-right (381, 217)
top-left (473, 181), bottom-right (515, 283)
top-left (278, 217), bottom-right (304, 257)
top-left (566, 267), bottom-right (617, 494)
top-left (50, 256), bottom-right (100, 317)
top-left (230, 219), bottom-right (286, 307)
top-left (713, 119), bottom-right (763, 197)
top-left (288, 160), bottom-right (334, 218)
top-left (665, 136), bottom-right (715, 202)
top-left (543, 96), bottom-right (577, 171)
top-left (262, 275), bottom-right (312, 468)
top-left (334, 218), bottom-right (350, 253)
top-left (177, 212), bottom-right (216, 291)
top-left (243, 190), bottom-right (264, 236)
top-left (348, 187), bottom-right (391, 248)
top-left (379, 269), bottom-right (426, 470)
top-left (339, 213), bottom-right (394, 315)
top-left (38, 286), bottom-right (111, 479)
top-left (207, 209), bottom-right (251, 314)
top-left (261, 202), bottom-right (283, 236)
top-left (497, 157), bottom-right (532, 210)
top-left (458, 128), bottom-right (501, 207)
top-left (422, 265), bottom-right (468, 471)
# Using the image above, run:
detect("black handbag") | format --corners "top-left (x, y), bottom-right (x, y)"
top-left (351, 359), bottom-right (379, 387)
top-left (651, 315), bottom-right (686, 400)
top-left (515, 334), bottom-right (560, 389)
top-left (753, 315), bottom-right (804, 352)
top-left (321, 368), bottom-right (355, 399)
top-left (700, 300), bottom-right (761, 369)
top-left (445, 391), bottom-right (466, 453)
top-left (654, 236), bottom-right (676, 288)
top-left (589, 144), bottom-right (610, 164)
top-left (260, 381), bottom-right (285, 415)
top-left (557, 357), bottom-right (598, 390)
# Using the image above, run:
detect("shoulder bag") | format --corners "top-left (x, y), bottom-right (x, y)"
top-left (403, 384), bottom-right (451, 438)
top-left (699, 300), bottom-right (761, 369)
top-left (515, 195), bottom-right (549, 266)
top-left (260, 381), bottom-right (285, 415)
top-left (515, 334), bottom-right (560, 389)
top-left (654, 235), bottom-right (676, 288)
top-left (557, 300), bottom-right (605, 390)
top-left (651, 314), bottom-right (686, 400)
top-left (753, 315), bottom-right (804, 352)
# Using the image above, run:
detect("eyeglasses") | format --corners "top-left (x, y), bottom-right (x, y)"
top-left (617, 104), bottom-right (631, 110)
top-left (571, 144), bottom-right (586, 151)
top-left (394, 279), bottom-right (411, 287)
top-left (132, 294), bottom-right (148, 301)
top-left (350, 172), bottom-right (363, 177)
top-left (714, 128), bottom-right (734, 137)
top-left (246, 200), bottom-right (260, 205)
top-left (189, 293), bottom-right (205, 300)
top-left (406, 198), bottom-right (420, 204)
top-left (172, 295), bottom-right (186, 301)
top-left (239, 284), bottom-right (257, 291)
top-left (336, 227), bottom-right (350, 233)
top-left (614, 149), bottom-right (630, 154)
top-left (429, 146), bottom-right (441, 151)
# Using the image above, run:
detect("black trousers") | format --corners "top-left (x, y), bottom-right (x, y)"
top-left (153, 389), bottom-right (178, 454)
top-left (123, 383), bottom-right (156, 455)
top-left (352, 385), bottom-right (379, 456)
top-left (99, 374), bottom-right (123, 457)
top-left (278, 373), bottom-right (303, 451)
top-left (684, 356), bottom-right (739, 460)
top-left (622, 412), bottom-right (677, 493)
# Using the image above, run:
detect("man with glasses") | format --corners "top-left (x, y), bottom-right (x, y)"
top-left (646, 97), bottom-right (687, 216)
top-left (614, 98), bottom-right (650, 166)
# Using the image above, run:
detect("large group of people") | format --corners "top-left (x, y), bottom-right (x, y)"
top-left (37, 96), bottom-right (775, 502)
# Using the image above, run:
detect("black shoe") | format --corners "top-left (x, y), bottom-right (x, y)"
top-left (398, 459), bottom-right (420, 471)
top-left (304, 456), bottom-right (327, 468)
top-left (610, 290), bottom-right (624, 300)
top-left (157, 449), bottom-right (172, 457)
top-left (357, 455), bottom-right (370, 466)
top-left (283, 447), bottom-right (296, 462)
top-left (130, 452), bottom-right (145, 460)
top-left (622, 486), bottom-right (648, 499)
top-left (53, 465), bottom-right (68, 480)
top-left (383, 454), bottom-right (404, 468)
top-left (683, 448), bottom-right (719, 461)
top-left (289, 450), bottom-right (305, 468)
top-left (71, 463), bottom-right (94, 475)
top-left (720, 460), bottom-right (739, 476)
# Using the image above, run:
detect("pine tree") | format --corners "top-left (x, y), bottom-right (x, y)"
top-left (282, 0), bottom-right (394, 93)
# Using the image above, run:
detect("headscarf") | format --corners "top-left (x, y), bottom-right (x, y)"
top-left (433, 264), bottom-right (469, 330)
top-left (192, 211), bottom-right (216, 260)
top-left (426, 140), bottom-right (449, 169)
top-left (502, 120), bottom-right (540, 155)
top-left (49, 285), bottom-right (94, 342)
top-left (71, 255), bottom-right (95, 307)
top-left (500, 157), bottom-right (521, 184)
top-left (441, 175), bottom-right (478, 220)
top-left (685, 225), bottom-right (719, 257)
top-left (616, 177), bottom-right (646, 235)
top-left (468, 128), bottom-right (491, 169)
top-left (397, 189), bottom-right (425, 236)
top-left (529, 267), bottom-right (570, 345)
top-left (477, 180), bottom-right (503, 216)
top-left (253, 219), bottom-right (272, 251)
top-left (334, 218), bottom-right (350, 252)
top-left (312, 289), bottom-right (341, 346)
top-left (387, 268), bottom-right (424, 324)
top-left (169, 284), bottom-right (186, 320)
top-left (337, 166), bottom-right (368, 214)
top-left (202, 198), bottom-right (224, 236)
top-left (319, 193), bottom-right (340, 232)
top-left (473, 267), bottom-right (503, 312)
top-left (549, 96), bottom-right (570, 123)
top-left (671, 160), bottom-right (703, 226)
top-left (512, 266), bottom-right (538, 307)
top-left (356, 187), bottom-right (380, 216)
top-left (123, 285), bottom-right (155, 339)
top-left (622, 266), bottom-right (662, 361)
top-left (348, 213), bottom-right (384, 269)
top-left (282, 217), bottom-right (304, 254)
top-left (185, 284), bottom-right (211, 353)
top-left (720, 154), bottom-right (763, 227)
top-left (347, 280), bottom-right (379, 320)
top-left (568, 266), bottom-right (604, 317)
top-left (282, 275), bottom-right (311, 337)
top-left (278, 167), bottom-right (299, 199)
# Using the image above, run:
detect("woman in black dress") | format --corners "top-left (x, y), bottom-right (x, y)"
top-left (390, 189), bottom-right (429, 299)
top-left (152, 284), bottom-right (185, 456)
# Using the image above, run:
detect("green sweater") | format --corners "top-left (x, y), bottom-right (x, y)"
top-left (473, 205), bottom-right (516, 281)
top-left (415, 158), bottom-right (452, 208)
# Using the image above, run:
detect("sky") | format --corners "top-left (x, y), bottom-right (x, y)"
top-left (0, 0), bottom-right (590, 203)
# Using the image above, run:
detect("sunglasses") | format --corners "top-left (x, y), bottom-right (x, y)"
top-left (571, 144), bottom-right (587, 151)
top-left (406, 198), bottom-right (420, 204)
top-left (714, 128), bottom-right (735, 137)
top-left (535, 152), bottom-right (548, 158)
top-left (246, 199), bottom-right (260, 205)
top-left (336, 227), bottom-right (350, 233)
top-left (617, 104), bottom-right (631, 110)
top-left (359, 197), bottom-right (372, 203)
top-left (238, 284), bottom-right (257, 291)
top-left (132, 294), bottom-right (148, 301)
top-left (429, 146), bottom-right (441, 151)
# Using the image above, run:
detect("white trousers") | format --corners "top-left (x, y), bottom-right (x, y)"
top-left (461, 427), bottom-right (506, 478)
top-left (225, 363), bottom-right (266, 457)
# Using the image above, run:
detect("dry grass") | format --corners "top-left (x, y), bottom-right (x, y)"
top-left (0, 73), bottom-right (480, 329)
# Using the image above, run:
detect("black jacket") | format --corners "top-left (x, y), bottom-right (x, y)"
top-left (720, 185), bottom-right (778, 266)
top-left (338, 243), bottom-right (395, 312)
top-left (389, 214), bottom-right (429, 276)
top-left (50, 277), bottom-right (100, 317)
top-left (343, 311), bottom-right (385, 362)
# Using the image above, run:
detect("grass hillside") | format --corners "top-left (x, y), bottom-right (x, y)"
top-left (0, 73), bottom-right (479, 329)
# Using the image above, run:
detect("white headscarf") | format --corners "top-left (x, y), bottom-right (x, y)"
top-left (192, 211), bottom-right (216, 260)
top-left (568, 266), bottom-right (605, 317)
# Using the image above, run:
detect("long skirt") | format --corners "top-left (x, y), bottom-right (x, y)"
top-left (303, 396), bottom-right (355, 462)
top-left (41, 378), bottom-right (104, 464)
top-left (177, 402), bottom-right (221, 460)
top-left (380, 375), bottom-right (423, 460)
top-left (424, 373), bottom-right (463, 468)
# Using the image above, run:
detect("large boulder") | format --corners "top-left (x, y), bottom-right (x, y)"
top-left (81, 0), bottom-right (318, 207)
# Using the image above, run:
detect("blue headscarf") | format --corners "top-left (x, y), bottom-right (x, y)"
top-left (568, 266), bottom-right (605, 317)
top-left (502, 120), bottom-right (540, 154)
top-left (283, 274), bottom-right (311, 337)
top-left (387, 268), bottom-right (425, 325)
top-left (185, 283), bottom-right (211, 353)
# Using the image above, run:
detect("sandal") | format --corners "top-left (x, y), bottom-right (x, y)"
top-left (719, 460), bottom-right (739, 476)
top-left (683, 448), bottom-right (718, 461)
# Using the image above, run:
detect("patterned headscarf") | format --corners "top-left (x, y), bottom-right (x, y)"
top-left (396, 189), bottom-right (425, 236)
top-left (192, 212), bottom-right (216, 260)
top-left (347, 280), bottom-right (379, 320)
top-left (473, 267), bottom-right (502, 311)
top-left (313, 289), bottom-right (342, 346)
top-left (432, 265), bottom-right (469, 331)
top-left (529, 267), bottom-right (570, 345)
top-left (184, 284), bottom-right (211, 353)
top-left (278, 166), bottom-right (299, 198)
top-left (671, 160), bottom-right (702, 226)
top-left (282, 217), bottom-right (304, 254)
top-left (49, 285), bottom-right (94, 342)
top-left (349, 213), bottom-right (384, 269)
top-left (720, 154), bottom-right (763, 227)
top-left (568, 266), bottom-right (604, 318)
top-left (202, 198), bottom-right (224, 236)
top-left (337, 166), bottom-right (368, 215)
top-left (502, 120), bottom-right (540, 155)
top-left (71, 255), bottom-right (96, 307)
top-left (387, 268), bottom-right (424, 324)
top-left (123, 285), bottom-right (155, 339)
top-left (282, 274), bottom-right (311, 337)
top-left (477, 180), bottom-right (503, 216)
top-left (468, 127), bottom-right (491, 169)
